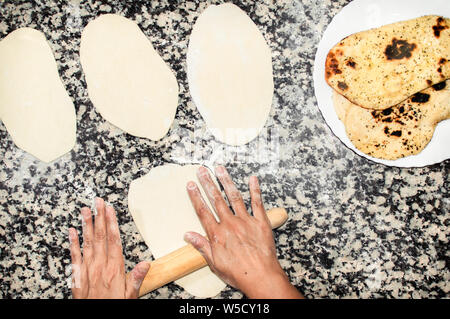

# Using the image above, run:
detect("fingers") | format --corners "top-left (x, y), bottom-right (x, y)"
top-left (249, 176), bottom-right (269, 225)
top-left (105, 205), bottom-right (124, 263)
top-left (93, 197), bottom-right (108, 261)
top-left (184, 231), bottom-right (213, 265)
top-left (125, 261), bottom-right (151, 299)
top-left (71, 199), bottom-right (128, 299)
top-left (186, 181), bottom-right (218, 239)
top-left (68, 228), bottom-right (83, 296)
top-left (80, 207), bottom-right (94, 264)
top-left (214, 166), bottom-right (247, 218)
top-left (197, 166), bottom-right (232, 220)
top-left (69, 227), bottom-right (82, 268)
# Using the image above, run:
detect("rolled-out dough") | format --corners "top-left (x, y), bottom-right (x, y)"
top-left (80, 14), bottom-right (178, 140)
top-left (128, 164), bottom-right (226, 298)
top-left (187, 3), bottom-right (274, 146)
top-left (0, 28), bottom-right (76, 162)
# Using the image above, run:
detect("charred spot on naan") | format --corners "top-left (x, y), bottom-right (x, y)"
top-left (338, 81), bottom-right (348, 91)
top-left (384, 38), bottom-right (416, 60)
top-left (371, 102), bottom-right (419, 140)
top-left (325, 51), bottom-right (342, 80)
top-left (325, 52), bottom-right (353, 91)
top-left (432, 81), bottom-right (446, 91)
top-left (436, 57), bottom-right (448, 78)
top-left (411, 92), bottom-right (431, 103)
top-left (427, 62), bottom-right (447, 84)
top-left (433, 17), bottom-right (448, 38)
top-left (346, 58), bottom-right (356, 68)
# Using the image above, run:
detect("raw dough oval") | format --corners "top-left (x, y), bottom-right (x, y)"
top-left (0, 28), bottom-right (76, 162)
top-left (80, 14), bottom-right (178, 140)
top-left (187, 3), bottom-right (274, 146)
top-left (128, 164), bottom-right (226, 298)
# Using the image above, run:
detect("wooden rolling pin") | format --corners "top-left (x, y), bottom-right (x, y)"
top-left (135, 207), bottom-right (288, 297)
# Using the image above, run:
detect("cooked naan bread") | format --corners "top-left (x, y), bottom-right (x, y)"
top-left (326, 15), bottom-right (449, 110)
top-left (333, 81), bottom-right (450, 160)
top-left (332, 91), bottom-right (350, 122)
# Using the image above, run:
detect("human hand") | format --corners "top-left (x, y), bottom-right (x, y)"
top-left (184, 166), bottom-right (303, 299)
top-left (68, 198), bottom-right (150, 299)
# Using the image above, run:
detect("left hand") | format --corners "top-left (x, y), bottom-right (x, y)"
top-left (68, 198), bottom-right (150, 299)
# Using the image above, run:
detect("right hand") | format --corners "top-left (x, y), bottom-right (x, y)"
top-left (184, 166), bottom-right (303, 299)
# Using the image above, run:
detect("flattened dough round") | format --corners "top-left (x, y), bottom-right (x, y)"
top-left (80, 14), bottom-right (178, 140)
top-left (0, 28), bottom-right (76, 162)
top-left (128, 164), bottom-right (226, 298)
top-left (187, 3), bottom-right (274, 146)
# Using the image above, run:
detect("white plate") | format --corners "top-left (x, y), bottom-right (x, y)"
top-left (313, 0), bottom-right (450, 167)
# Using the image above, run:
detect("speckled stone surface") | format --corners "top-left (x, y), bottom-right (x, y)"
top-left (0, 0), bottom-right (448, 299)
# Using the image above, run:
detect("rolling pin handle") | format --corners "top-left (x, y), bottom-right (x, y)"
top-left (137, 207), bottom-right (288, 297)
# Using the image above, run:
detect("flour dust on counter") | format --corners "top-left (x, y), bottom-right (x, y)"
top-left (187, 3), bottom-right (274, 146)
top-left (80, 14), bottom-right (179, 141)
top-left (0, 28), bottom-right (76, 163)
top-left (128, 164), bottom-right (226, 298)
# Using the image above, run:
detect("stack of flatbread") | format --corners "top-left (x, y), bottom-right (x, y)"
top-left (325, 15), bottom-right (450, 160)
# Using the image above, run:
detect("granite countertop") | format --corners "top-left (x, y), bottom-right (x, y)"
top-left (0, 0), bottom-right (448, 299)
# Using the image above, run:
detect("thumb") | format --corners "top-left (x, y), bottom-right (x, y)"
top-left (184, 231), bottom-right (213, 265)
top-left (125, 261), bottom-right (151, 299)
